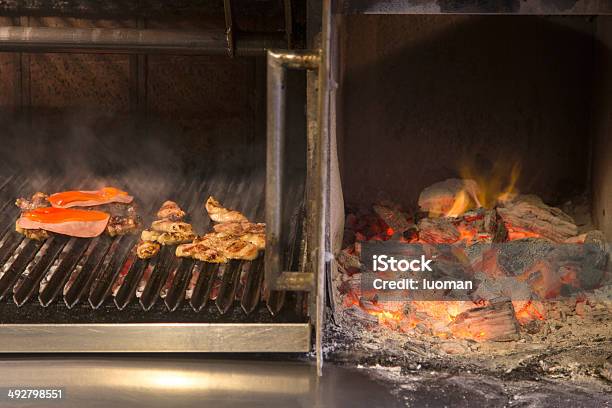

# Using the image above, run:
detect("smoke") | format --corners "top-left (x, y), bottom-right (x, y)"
top-left (0, 108), bottom-right (265, 207)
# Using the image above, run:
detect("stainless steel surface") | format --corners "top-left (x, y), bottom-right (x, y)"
top-left (0, 323), bottom-right (310, 352)
top-left (315, 0), bottom-right (333, 378)
top-left (338, 0), bottom-right (612, 15)
top-left (0, 357), bottom-right (401, 407)
top-left (265, 49), bottom-right (320, 292)
top-left (0, 26), bottom-right (286, 56)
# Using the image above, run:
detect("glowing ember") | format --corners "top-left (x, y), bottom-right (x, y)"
top-left (338, 167), bottom-right (600, 342)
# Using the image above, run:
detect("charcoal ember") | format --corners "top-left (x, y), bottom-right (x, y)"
top-left (449, 299), bottom-right (520, 342)
top-left (336, 247), bottom-right (362, 270)
top-left (402, 226), bottom-right (418, 241)
top-left (337, 275), bottom-right (361, 296)
top-left (472, 273), bottom-right (532, 303)
top-left (372, 203), bottom-right (414, 236)
top-left (497, 195), bottom-right (578, 242)
top-left (417, 218), bottom-right (460, 243)
top-left (484, 208), bottom-right (508, 242)
top-left (464, 241), bottom-right (492, 268)
top-left (496, 238), bottom-right (556, 276)
top-left (342, 306), bottom-right (379, 328)
top-left (549, 243), bottom-right (608, 290)
top-left (418, 178), bottom-right (481, 216)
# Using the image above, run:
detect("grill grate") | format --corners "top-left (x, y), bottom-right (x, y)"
top-left (0, 168), bottom-right (305, 319)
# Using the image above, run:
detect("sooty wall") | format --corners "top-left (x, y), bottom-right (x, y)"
top-left (338, 15), bottom-right (598, 212)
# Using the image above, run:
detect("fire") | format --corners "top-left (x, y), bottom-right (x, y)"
top-left (458, 161), bottom-right (521, 211)
top-left (340, 160), bottom-right (598, 343)
top-left (445, 189), bottom-right (471, 217)
top-left (506, 225), bottom-right (541, 240)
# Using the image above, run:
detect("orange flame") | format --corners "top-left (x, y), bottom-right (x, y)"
top-left (459, 161), bottom-right (522, 210)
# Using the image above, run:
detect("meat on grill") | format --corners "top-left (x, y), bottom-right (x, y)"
top-left (205, 196), bottom-right (248, 223)
top-left (15, 192), bottom-right (51, 240)
top-left (48, 187), bottom-right (133, 208)
top-left (97, 202), bottom-right (141, 236)
top-left (15, 192), bottom-right (139, 239)
top-left (239, 233), bottom-right (265, 250)
top-left (151, 220), bottom-right (193, 234)
top-left (175, 240), bottom-right (228, 263)
top-left (178, 197), bottom-right (265, 263)
top-left (15, 225), bottom-right (49, 240)
top-left (107, 215), bottom-right (139, 237)
top-left (176, 232), bottom-right (261, 262)
top-left (136, 240), bottom-right (161, 259)
top-left (213, 221), bottom-right (265, 235)
top-left (16, 207), bottom-right (110, 238)
top-left (137, 201), bottom-right (194, 259)
top-left (156, 200), bottom-right (186, 221)
top-left (15, 192), bottom-right (49, 211)
top-left (141, 229), bottom-right (195, 245)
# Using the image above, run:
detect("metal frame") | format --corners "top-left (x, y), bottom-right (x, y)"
top-left (0, 26), bottom-right (285, 56)
top-left (265, 49), bottom-right (320, 294)
top-left (0, 323), bottom-right (310, 352)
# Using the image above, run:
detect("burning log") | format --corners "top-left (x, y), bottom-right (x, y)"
top-left (497, 195), bottom-right (578, 242)
top-left (418, 178), bottom-right (481, 216)
top-left (417, 208), bottom-right (505, 245)
top-left (417, 218), bottom-right (460, 243)
top-left (342, 306), bottom-right (379, 328)
top-left (449, 299), bottom-right (520, 342)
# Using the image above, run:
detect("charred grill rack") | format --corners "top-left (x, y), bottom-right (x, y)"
top-left (0, 0), bottom-right (328, 365)
top-left (0, 167), bottom-right (310, 352)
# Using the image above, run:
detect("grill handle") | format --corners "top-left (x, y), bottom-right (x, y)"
top-left (266, 50), bottom-right (319, 292)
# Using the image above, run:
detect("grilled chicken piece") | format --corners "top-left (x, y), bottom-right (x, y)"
top-left (213, 221), bottom-right (265, 235)
top-left (239, 233), bottom-right (265, 250)
top-left (205, 196), bottom-right (248, 223)
top-left (141, 229), bottom-right (193, 245)
top-left (15, 225), bottom-right (49, 241)
top-left (136, 240), bottom-right (160, 259)
top-left (137, 201), bottom-right (194, 259)
top-left (179, 232), bottom-right (260, 262)
top-left (107, 215), bottom-right (139, 237)
top-left (156, 200), bottom-right (185, 221)
top-left (157, 231), bottom-right (196, 245)
top-left (15, 192), bottom-right (48, 211)
top-left (151, 220), bottom-right (193, 234)
top-left (176, 241), bottom-right (228, 263)
top-left (141, 229), bottom-right (161, 242)
top-left (223, 239), bottom-right (259, 260)
top-left (16, 193), bottom-right (51, 240)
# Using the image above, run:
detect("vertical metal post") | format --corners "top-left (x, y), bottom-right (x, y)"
top-left (265, 51), bottom-right (288, 291)
top-left (265, 50), bottom-right (320, 293)
top-left (315, 0), bottom-right (332, 378)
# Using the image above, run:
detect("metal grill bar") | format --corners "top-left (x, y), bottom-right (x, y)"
top-left (188, 262), bottom-right (218, 312)
top-left (63, 238), bottom-right (112, 308)
top-left (163, 258), bottom-right (195, 312)
top-left (215, 260), bottom-right (243, 315)
top-left (13, 236), bottom-right (68, 306)
top-left (139, 245), bottom-right (177, 311)
top-left (240, 257), bottom-right (265, 314)
top-left (113, 257), bottom-right (147, 310)
top-left (0, 240), bottom-right (43, 300)
top-left (0, 170), bottom-right (304, 322)
top-left (39, 238), bottom-right (89, 306)
top-left (88, 235), bottom-right (139, 309)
